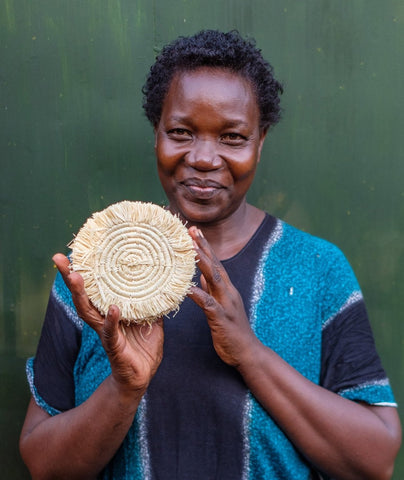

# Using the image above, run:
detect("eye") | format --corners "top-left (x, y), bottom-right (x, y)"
top-left (221, 132), bottom-right (247, 145)
top-left (167, 128), bottom-right (192, 140)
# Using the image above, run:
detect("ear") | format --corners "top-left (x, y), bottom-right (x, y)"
top-left (257, 127), bottom-right (268, 162)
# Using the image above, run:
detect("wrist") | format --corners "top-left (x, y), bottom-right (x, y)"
top-left (235, 335), bottom-right (264, 376)
top-left (106, 375), bottom-right (147, 413)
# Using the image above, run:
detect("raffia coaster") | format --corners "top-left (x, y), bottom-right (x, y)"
top-left (69, 201), bottom-right (196, 325)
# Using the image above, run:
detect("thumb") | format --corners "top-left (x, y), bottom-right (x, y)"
top-left (102, 305), bottom-right (121, 351)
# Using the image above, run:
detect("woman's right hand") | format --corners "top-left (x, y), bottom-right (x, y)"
top-left (53, 253), bottom-right (164, 396)
top-left (20, 255), bottom-right (164, 479)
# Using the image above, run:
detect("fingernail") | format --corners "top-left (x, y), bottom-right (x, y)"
top-left (197, 229), bottom-right (204, 238)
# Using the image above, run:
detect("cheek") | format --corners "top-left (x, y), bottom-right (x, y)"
top-left (230, 151), bottom-right (259, 181)
top-left (155, 142), bottom-right (177, 174)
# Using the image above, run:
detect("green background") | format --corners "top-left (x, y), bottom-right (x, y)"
top-left (1, 0), bottom-right (403, 477)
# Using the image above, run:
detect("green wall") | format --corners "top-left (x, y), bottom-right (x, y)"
top-left (1, 1), bottom-right (403, 477)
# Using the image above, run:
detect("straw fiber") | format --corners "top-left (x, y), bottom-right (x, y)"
top-left (70, 201), bottom-right (196, 324)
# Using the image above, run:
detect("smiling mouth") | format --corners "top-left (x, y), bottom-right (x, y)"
top-left (181, 178), bottom-right (224, 199)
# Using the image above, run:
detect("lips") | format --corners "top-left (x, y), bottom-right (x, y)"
top-left (180, 177), bottom-right (225, 199)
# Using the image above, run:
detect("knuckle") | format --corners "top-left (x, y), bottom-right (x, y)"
top-left (212, 264), bottom-right (223, 284)
top-left (203, 294), bottom-right (217, 310)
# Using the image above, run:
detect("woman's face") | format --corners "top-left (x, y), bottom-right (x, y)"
top-left (154, 67), bottom-right (266, 225)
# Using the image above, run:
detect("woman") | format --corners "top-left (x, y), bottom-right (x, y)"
top-left (20, 30), bottom-right (401, 479)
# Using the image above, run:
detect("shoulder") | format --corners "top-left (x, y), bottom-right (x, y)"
top-left (260, 218), bottom-right (361, 302)
top-left (277, 220), bottom-right (341, 254)
top-left (265, 218), bottom-right (349, 271)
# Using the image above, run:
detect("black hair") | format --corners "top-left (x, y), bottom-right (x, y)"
top-left (142, 30), bottom-right (283, 130)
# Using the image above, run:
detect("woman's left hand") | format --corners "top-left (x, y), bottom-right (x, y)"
top-left (187, 226), bottom-right (259, 368)
top-left (188, 227), bottom-right (401, 480)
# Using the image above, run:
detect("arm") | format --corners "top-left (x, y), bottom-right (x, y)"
top-left (240, 345), bottom-right (400, 480)
top-left (188, 227), bottom-right (401, 480)
top-left (20, 254), bottom-right (164, 480)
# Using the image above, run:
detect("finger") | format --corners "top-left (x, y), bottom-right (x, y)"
top-left (188, 285), bottom-right (222, 318)
top-left (70, 278), bottom-right (106, 332)
top-left (52, 253), bottom-right (86, 295)
top-left (52, 253), bottom-right (71, 282)
top-left (53, 253), bottom-right (105, 332)
top-left (102, 305), bottom-right (121, 354)
top-left (53, 252), bottom-right (83, 296)
top-left (188, 226), bottom-right (215, 262)
top-left (200, 273), bottom-right (208, 292)
top-left (189, 228), bottom-right (230, 296)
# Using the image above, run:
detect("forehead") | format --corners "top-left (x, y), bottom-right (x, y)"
top-left (162, 67), bottom-right (259, 121)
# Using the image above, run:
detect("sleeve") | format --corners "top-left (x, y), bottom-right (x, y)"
top-left (26, 271), bottom-right (83, 415)
top-left (319, 245), bottom-right (397, 407)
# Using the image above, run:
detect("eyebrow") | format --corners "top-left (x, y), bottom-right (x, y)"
top-left (168, 115), bottom-right (250, 129)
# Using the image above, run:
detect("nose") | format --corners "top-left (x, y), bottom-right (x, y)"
top-left (185, 139), bottom-right (222, 171)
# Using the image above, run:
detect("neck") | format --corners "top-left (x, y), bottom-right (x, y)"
top-left (190, 203), bottom-right (265, 261)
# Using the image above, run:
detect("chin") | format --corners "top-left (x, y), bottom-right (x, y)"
top-left (181, 205), bottom-right (232, 226)
top-left (167, 193), bottom-right (237, 225)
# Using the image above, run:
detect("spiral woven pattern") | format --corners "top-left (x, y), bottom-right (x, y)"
top-left (70, 201), bottom-right (196, 324)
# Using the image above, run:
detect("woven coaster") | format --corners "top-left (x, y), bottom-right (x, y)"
top-left (70, 201), bottom-right (196, 324)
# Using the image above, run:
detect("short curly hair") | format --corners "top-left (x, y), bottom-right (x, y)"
top-left (142, 30), bottom-right (283, 130)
